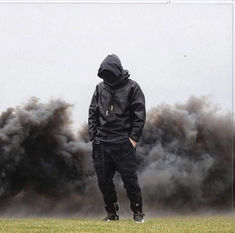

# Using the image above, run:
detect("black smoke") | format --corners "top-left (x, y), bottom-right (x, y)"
top-left (0, 96), bottom-right (234, 216)
top-left (138, 96), bottom-right (234, 213)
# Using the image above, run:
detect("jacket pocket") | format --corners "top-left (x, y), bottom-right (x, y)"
top-left (92, 141), bottom-right (101, 160)
top-left (92, 141), bottom-right (97, 159)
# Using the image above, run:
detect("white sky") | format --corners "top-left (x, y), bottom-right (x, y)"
top-left (0, 1), bottom-right (233, 129)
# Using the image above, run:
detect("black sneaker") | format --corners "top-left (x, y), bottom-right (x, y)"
top-left (103, 212), bottom-right (119, 221)
top-left (133, 211), bottom-right (145, 223)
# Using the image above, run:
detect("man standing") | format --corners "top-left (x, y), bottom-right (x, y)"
top-left (88, 54), bottom-right (146, 222)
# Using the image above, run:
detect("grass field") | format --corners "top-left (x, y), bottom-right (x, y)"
top-left (0, 216), bottom-right (234, 233)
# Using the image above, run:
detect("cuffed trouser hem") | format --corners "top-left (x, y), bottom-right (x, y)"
top-left (130, 202), bottom-right (143, 213)
top-left (104, 202), bottom-right (119, 213)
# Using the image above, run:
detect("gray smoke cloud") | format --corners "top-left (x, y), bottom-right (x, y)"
top-left (138, 96), bottom-right (233, 213)
top-left (0, 96), bottom-right (233, 217)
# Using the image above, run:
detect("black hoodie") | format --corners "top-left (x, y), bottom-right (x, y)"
top-left (88, 54), bottom-right (146, 143)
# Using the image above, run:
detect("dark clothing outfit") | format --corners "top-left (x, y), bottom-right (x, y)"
top-left (92, 137), bottom-right (142, 213)
top-left (88, 54), bottom-right (146, 214)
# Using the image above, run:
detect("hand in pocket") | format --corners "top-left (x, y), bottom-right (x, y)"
top-left (129, 137), bottom-right (137, 148)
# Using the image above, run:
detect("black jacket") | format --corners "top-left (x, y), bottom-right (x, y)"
top-left (88, 54), bottom-right (146, 143)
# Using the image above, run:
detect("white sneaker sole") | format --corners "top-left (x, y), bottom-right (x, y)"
top-left (135, 219), bottom-right (144, 223)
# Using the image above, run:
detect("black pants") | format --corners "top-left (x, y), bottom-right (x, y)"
top-left (92, 137), bottom-right (143, 213)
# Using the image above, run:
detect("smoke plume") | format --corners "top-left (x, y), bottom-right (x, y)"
top-left (0, 96), bottom-right (234, 216)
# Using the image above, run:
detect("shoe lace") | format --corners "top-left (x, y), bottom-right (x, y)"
top-left (134, 211), bottom-right (145, 220)
top-left (103, 212), bottom-right (119, 221)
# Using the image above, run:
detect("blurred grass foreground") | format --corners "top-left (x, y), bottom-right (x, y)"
top-left (0, 216), bottom-right (234, 233)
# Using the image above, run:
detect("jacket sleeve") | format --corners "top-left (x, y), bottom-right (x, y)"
top-left (129, 83), bottom-right (146, 142)
top-left (88, 85), bottom-right (99, 141)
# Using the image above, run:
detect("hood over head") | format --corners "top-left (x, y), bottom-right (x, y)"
top-left (97, 54), bottom-right (130, 88)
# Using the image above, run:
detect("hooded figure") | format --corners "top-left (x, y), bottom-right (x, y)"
top-left (88, 54), bottom-right (146, 222)
top-left (89, 54), bottom-right (146, 143)
top-left (97, 54), bottom-right (130, 89)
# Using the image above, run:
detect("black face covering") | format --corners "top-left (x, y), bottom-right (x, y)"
top-left (100, 70), bottom-right (117, 84)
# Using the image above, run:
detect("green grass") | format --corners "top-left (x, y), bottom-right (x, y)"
top-left (0, 216), bottom-right (234, 233)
